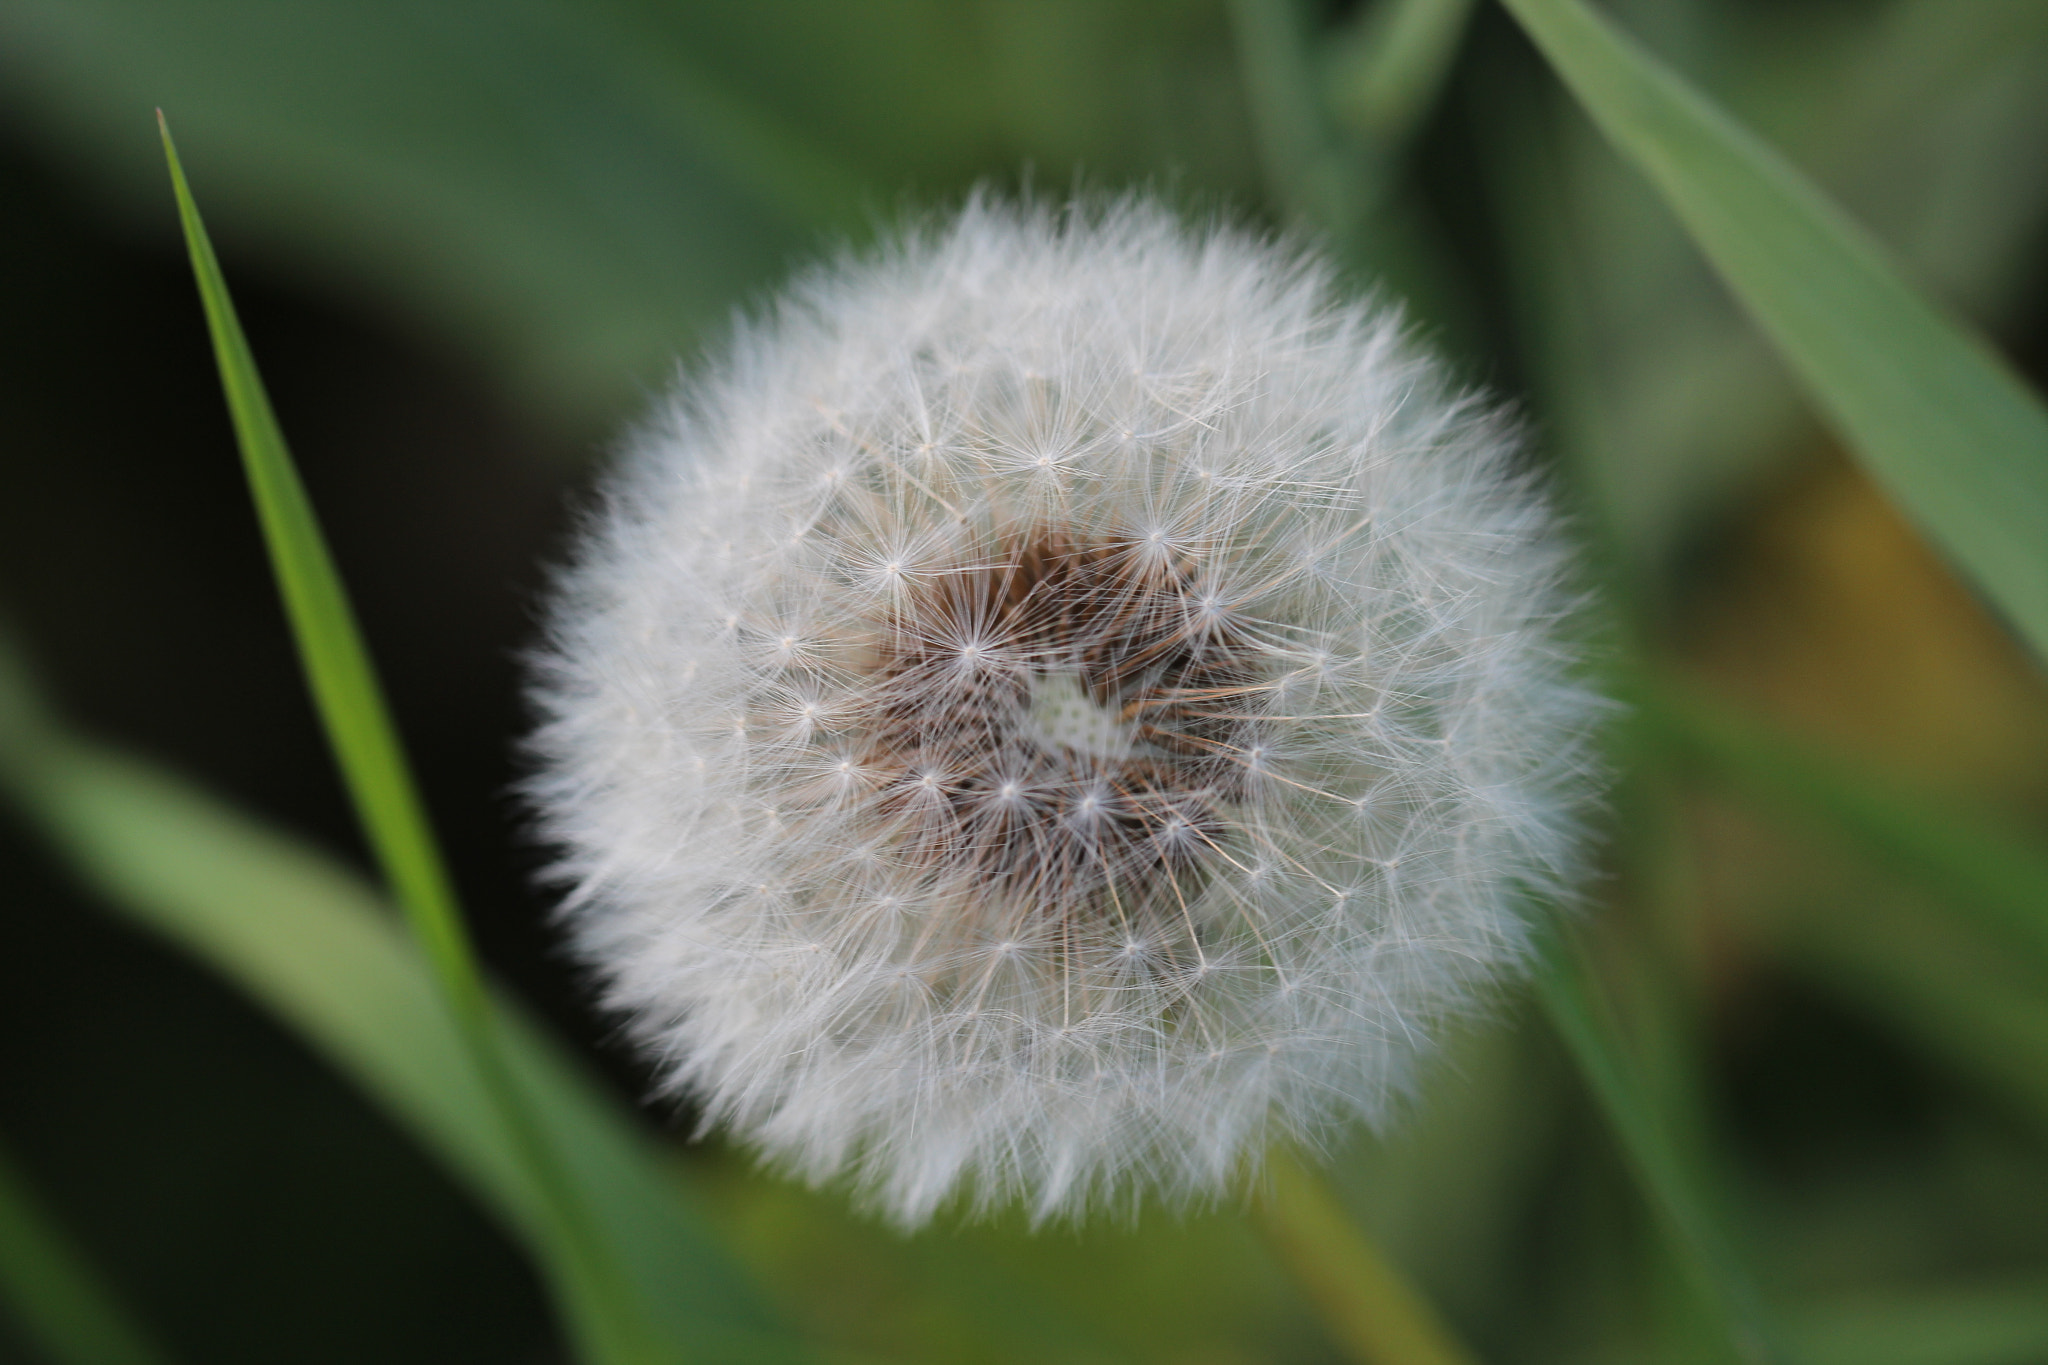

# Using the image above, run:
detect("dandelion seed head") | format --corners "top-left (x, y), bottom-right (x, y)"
top-left (527, 195), bottom-right (1606, 1226)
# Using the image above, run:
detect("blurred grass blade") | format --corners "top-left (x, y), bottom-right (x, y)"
top-left (1498, 0), bottom-right (2048, 662)
top-left (0, 1135), bottom-right (172, 1365)
top-left (0, 633), bottom-right (806, 1364)
top-left (1230, 0), bottom-right (1353, 231)
top-left (160, 115), bottom-right (680, 1363)
top-left (1327, 0), bottom-right (1476, 150)
top-left (1642, 682), bottom-right (2048, 966)
top-left (1534, 934), bottom-right (1790, 1365)
top-left (1255, 1150), bottom-right (1480, 1365)
top-left (1234, 0), bottom-right (1471, 235)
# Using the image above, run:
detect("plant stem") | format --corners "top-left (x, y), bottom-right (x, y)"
top-left (1254, 1148), bottom-right (1482, 1365)
top-left (1535, 931), bottom-right (1790, 1364)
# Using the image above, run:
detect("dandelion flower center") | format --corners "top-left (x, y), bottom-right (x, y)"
top-left (858, 530), bottom-right (1256, 938)
top-left (1024, 670), bottom-right (1132, 761)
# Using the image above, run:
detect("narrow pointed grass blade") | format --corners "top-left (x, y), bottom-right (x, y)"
top-left (157, 112), bottom-right (474, 1037)
top-left (0, 635), bottom-right (804, 1363)
top-left (1497, 0), bottom-right (2048, 662)
top-left (1534, 933), bottom-right (1792, 1364)
top-left (158, 116), bottom-right (761, 1363)
top-left (0, 1135), bottom-right (172, 1365)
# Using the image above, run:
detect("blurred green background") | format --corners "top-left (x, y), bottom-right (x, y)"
top-left (3, 1), bottom-right (2048, 1362)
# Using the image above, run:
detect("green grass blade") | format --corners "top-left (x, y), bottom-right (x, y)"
top-left (1327, 0), bottom-right (1476, 150)
top-left (1235, 0), bottom-right (1477, 234)
top-left (158, 111), bottom-right (473, 1031)
top-left (1497, 0), bottom-right (2048, 662)
top-left (159, 116), bottom-right (681, 1364)
top-left (1534, 933), bottom-right (1792, 1365)
top-left (0, 634), bottom-right (806, 1364)
top-left (0, 1136), bottom-right (173, 1365)
top-left (1230, 0), bottom-right (1354, 231)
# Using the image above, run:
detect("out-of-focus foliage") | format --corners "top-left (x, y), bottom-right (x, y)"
top-left (2, 1), bottom-right (2047, 1363)
top-left (0, 0), bottom-right (1259, 424)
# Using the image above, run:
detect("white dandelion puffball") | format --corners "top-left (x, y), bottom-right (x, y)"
top-left (529, 196), bottom-right (1604, 1226)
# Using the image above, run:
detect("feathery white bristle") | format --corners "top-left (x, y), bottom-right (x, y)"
top-left (526, 194), bottom-right (1606, 1227)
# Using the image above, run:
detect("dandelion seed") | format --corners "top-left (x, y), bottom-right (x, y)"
top-left (526, 195), bottom-right (1606, 1226)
